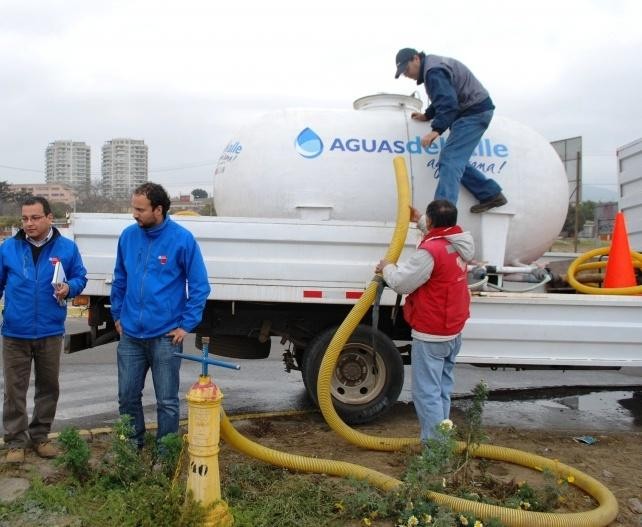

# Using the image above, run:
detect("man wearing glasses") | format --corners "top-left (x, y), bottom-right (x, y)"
top-left (0, 196), bottom-right (87, 463)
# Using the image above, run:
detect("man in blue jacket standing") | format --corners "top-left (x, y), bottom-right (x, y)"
top-left (1, 196), bottom-right (87, 463)
top-left (110, 182), bottom-right (210, 449)
top-left (395, 48), bottom-right (507, 213)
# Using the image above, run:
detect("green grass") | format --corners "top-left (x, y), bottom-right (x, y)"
top-left (0, 420), bottom-right (210, 527)
top-left (1, 392), bottom-right (574, 527)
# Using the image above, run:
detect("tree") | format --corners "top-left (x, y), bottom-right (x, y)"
top-left (198, 202), bottom-right (216, 216)
top-left (0, 180), bottom-right (17, 215)
top-left (191, 188), bottom-right (208, 200)
top-left (50, 201), bottom-right (70, 219)
top-left (0, 181), bottom-right (32, 216)
top-left (0, 180), bottom-right (12, 202)
top-left (562, 200), bottom-right (596, 237)
top-left (75, 180), bottom-right (123, 213)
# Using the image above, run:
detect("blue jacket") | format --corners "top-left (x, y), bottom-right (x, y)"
top-left (110, 217), bottom-right (210, 339)
top-left (0, 228), bottom-right (87, 339)
top-left (419, 55), bottom-right (495, 134)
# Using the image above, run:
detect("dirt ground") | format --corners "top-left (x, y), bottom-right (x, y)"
top-left (2, 403), bottom-right (641, 526)
top-left (225, 403), bottom-right (642, 527)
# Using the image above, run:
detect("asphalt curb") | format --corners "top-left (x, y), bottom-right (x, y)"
top-left (0, 409), bottom-right (315, 449)
top-left (0, 304), bottom-right (87, 318)
top-left (67, 306), bottom-right (88, 318)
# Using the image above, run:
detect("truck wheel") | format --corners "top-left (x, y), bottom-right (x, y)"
top-left (302, 324), bottom-right (404, 425)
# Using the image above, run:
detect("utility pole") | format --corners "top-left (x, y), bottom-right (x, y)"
top-left (573, 150), bottom-right (582, 253)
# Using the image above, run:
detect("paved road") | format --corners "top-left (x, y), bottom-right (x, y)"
top-left (1, 318), bottom-right (641, 435)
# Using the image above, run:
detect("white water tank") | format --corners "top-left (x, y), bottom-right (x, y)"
top-left (214, 94), bottom-right (568, 265)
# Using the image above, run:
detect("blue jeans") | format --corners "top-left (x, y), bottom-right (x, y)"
top-left (411, 336), bottom-right (461, 441)
top-left (435, 110), bottom-right (502, 204)
top-left (117, 333), bottom-right (182, 447)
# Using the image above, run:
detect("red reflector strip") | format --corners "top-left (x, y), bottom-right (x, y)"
top-left (303, 290), bottom-right (323, 298)
top-left (345, 291), bottom-right (363, 299)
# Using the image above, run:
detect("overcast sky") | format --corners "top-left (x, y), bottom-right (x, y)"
top-left (1, 0), bottom-right (640, 199)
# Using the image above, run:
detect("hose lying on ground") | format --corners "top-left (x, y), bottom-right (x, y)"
top-left (221, 156), bottom-right (619, 527)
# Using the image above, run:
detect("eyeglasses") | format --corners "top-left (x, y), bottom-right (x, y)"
top-left (21, 215), bottom-right (47, 223)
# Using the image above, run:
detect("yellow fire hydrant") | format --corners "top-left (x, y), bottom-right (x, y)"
top-left (185, 374), bottom-right (233, 526)
top-left (179, 336), bottom-right (238, 527)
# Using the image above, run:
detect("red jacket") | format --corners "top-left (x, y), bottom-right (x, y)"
top-left (403, 231), bottom-right (470, 336)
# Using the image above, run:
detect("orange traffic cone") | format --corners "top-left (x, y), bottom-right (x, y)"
top-left (603, 211), bottom-right (636, 288)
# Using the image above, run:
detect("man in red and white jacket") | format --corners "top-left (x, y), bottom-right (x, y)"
top-left (376, 200), bottom-right (474, 441)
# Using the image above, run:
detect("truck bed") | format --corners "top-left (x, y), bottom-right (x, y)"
top-left (69, 213), bottom-right (415, 304)
top-left (68, 213), bottom-right (642, 368)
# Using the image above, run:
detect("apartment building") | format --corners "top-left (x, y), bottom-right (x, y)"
top-left (102, 138), bottom-right (148, 199)
top-left (45, 140), bottom-right (91, 189)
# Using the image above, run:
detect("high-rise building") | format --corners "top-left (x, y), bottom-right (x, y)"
top-left (102, 138), bottom-right (148, 199)
top-left (45, 140), bottom-right (91, 190)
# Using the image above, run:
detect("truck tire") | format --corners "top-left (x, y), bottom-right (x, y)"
top-left (302, 324), bottom-right (404, 425)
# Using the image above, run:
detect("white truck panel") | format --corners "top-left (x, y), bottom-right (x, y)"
top-left (463, 293), bottom-right (642, 367)
top-left (70, 212), bottom-right (642, 367)
top-left (618, 137), bottom-right (642, 250)
top-left (71, 212), bottom-right (420, 302)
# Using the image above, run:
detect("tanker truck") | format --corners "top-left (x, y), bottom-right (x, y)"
top-left (66, 94), bottom-right (642, 424)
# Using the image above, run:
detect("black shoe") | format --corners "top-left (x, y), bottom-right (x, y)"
top-left (470, 192), bottom-right (507, 213)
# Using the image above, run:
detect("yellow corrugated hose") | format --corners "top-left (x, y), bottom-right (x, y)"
top-left (220, 156), bottom-right (618, 526)
top-left (566, 246), bottom-right (642, 294)
top-left (220, 408), bottom-right (400, 491)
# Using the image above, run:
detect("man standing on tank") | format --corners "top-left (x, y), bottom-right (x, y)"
top-left (111, 182), bottom-right (210, 449)
top-left (376, 200), bottom-right (474, 441)
top-left (394, 48), bottom-right (507, 213)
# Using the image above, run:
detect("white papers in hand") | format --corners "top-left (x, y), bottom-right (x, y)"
top-left (51, 261), bottom-right (67, 306)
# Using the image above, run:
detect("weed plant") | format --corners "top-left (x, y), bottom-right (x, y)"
top-left (393, 382), bottom-right (571, 527)
top-left (224, 463), bottom-right (344, 526)
top-left (157, 431), bottom-right (184, 478)
top-left (101, 414), bottom-right (145, 486)
top-left (454, 381), bottom-right (489, 486)
top-left (205, 381), bottom-right (572, 527)
top-left (55, 426), bottom-right (91, 481)
top-left (1, 388), bottom-right (574, 527)
top-left (0, 416), bottom-right (209, 527)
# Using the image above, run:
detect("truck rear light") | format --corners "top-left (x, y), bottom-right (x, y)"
top-left (72, 295), bottom-right (89, 307)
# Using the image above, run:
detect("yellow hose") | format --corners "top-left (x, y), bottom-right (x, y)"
top-left (315, 156), bottom-right (618, 526)
top-left (316, 157), bottom-right (416, 451)
top-left (220, 409), bottom-right (399, 491)
top-left (566, 246), bottom-right (642, 294)
top-left (219, 156), bottom-right (618, 527)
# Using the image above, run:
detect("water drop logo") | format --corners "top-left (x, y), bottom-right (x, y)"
top-left (295, 127), bottom-right (324, 159)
